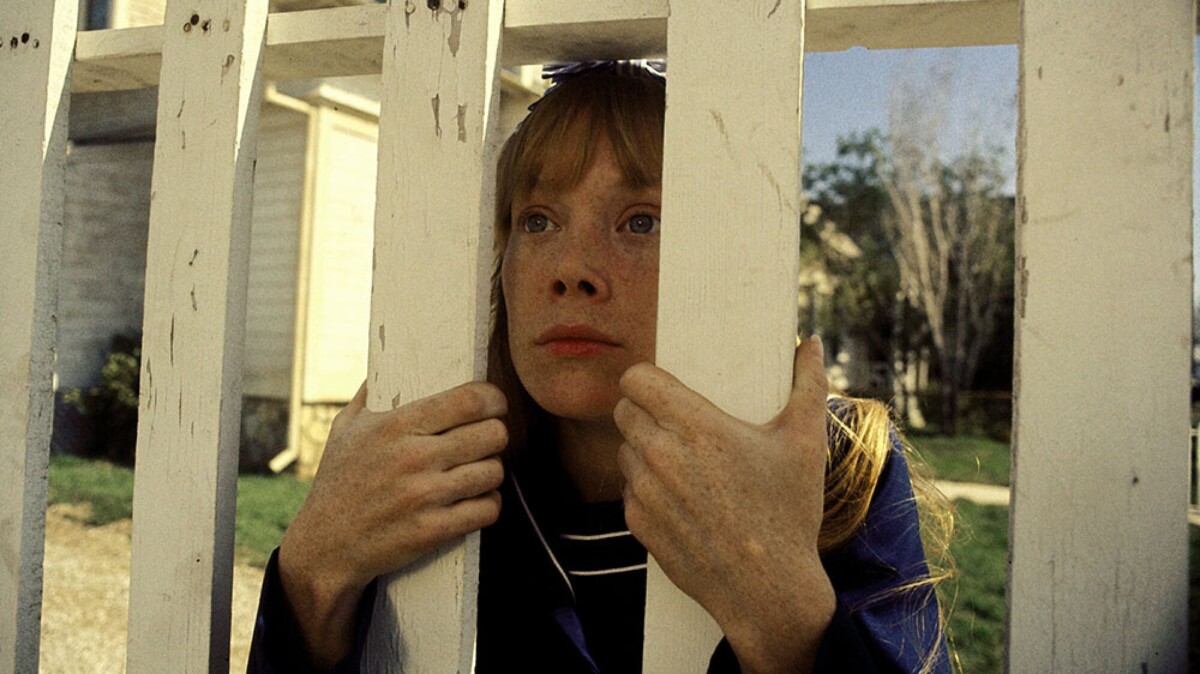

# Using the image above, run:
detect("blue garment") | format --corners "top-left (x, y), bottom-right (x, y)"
top-left (247, 417), bottom-right (948, 673)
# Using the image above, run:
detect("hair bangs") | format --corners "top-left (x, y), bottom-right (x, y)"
top-left (497, 68), bottom-right (666, 239)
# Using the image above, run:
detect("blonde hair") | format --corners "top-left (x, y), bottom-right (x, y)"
top-left (487, 65), bottom-right (955, 672)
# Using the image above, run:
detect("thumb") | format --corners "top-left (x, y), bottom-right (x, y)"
top-left (777, 336), bottom-right (828, 431)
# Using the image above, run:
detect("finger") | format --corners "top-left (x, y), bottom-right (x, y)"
top-left (613, 397), bottom-right (667, 448)
top-left (437, 457), bottom-right (505, 503)
top-left (777, 336), bottom-right (829, 431)
top-left (330, 380), bottom-right (369, 435)
top-left (618, 362), bottom-right (719, 434)
top-left (392, 382), bottom-right (508, 435)
top-left (403, 491), bottom-right (502, 553)
top-left (428, 418), bottom-right (508, 469)
top-left (441, 490), bottom-right (503, 535)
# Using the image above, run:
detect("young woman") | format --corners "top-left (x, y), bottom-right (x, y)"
top-left (249, 61), bottom-right (951, 674)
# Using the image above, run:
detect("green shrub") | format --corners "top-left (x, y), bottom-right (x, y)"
top-left (63, 334), bottom-right (141, 465)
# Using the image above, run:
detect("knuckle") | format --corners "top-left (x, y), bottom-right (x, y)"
top-left (456, 385), bottom-right (487, 417)
top-left (403, 474), bottom-right (442, 507)
top-left (478, 492), bottom-right (502, 524)
top-left (455, 382), bottom-right (505, 419)
top-left (639, 440), bottom-right (671, 475)
top-left (482, 418), bottom-right (509, 451)
top-left (620, 362), bottom-right (651, 389)
top-left (622, 496), bottom-right (647, 535)
top-left (474, 382), bottom-right (507, 416)
top-left (329, 404), bottom-right (357, 435)
top-left (481, 458), bottom-right (505, 489)
top-left (612, 397), bottom-right (635, 427)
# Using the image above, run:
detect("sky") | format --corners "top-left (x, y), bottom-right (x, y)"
top-left (801, 45), bottom-right (1018, 182)
top-left (799, 41), bottom-right (1198, 301)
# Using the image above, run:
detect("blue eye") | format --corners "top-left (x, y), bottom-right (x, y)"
top-left (625, 214), bottom-right (660, 234)
top-left (522, 213), bottom-right (554, 233)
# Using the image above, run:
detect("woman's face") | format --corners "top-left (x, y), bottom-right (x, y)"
top-left (502, 140), bottom-right (662, 422)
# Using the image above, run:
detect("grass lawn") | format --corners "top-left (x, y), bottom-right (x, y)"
top-left (941, 501), bottom-right (1008, 673)
top-left (908, 434), bottom-right (1011, 486)
top-left (48, 454), bottom-right (309, 568)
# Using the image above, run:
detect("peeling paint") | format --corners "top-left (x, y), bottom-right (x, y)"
top-left (1017, 256), bottom-right (1029, 319)
top-left (392, 392), bottom-right (403, 409)
top-left (448, 8), bottom-right (462, 56)
top-left (431, 94), bottom-right (441, 137)
top-left (456, 104), bottom-right (467, 142)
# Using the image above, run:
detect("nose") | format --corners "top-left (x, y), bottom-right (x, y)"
top-left (552, 234), bottom-right (611, 301)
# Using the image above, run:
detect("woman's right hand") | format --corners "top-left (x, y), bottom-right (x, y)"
top-left (277, 381), bottom-right (508, 670)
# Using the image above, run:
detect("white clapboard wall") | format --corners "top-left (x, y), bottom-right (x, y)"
top-left (1, 1), bottom-right (1194, 673)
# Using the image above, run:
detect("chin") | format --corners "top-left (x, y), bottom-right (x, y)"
top-left (526, 379), bottom-right (622, 422)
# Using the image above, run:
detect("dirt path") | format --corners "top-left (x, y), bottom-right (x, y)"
top-left (39, 503), bottom-right (264, 673)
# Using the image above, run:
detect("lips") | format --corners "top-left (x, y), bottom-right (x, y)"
top-left (535, 324), bottom-right (619, 357)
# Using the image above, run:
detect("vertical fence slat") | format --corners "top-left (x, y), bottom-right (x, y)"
top-left (361, 0), bottom-right (503, 671)
top-left (1007, 1), bottom-right (1193, 671)
top-left (124, 0), bottom-right (267, 670)
top-left (0, 1), bottom-right (77, 671)
top-left (647, 0), bottom-right (806, 670)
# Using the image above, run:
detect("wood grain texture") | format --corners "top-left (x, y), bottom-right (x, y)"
top-left (72, 0), bottom-right (1021, 92)
top-left (1007, 1), bottom-right (1193, 670)
top-left (0, 1), bottom-right (77, 670)
top-left (124, 0), bottom-right (267, 671)
top-left (360, 0), bottom-right (503, 671)
top-left (645, 0), bottom-right (807, 670)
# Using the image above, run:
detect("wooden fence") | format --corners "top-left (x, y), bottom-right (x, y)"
top-left (2, 0), bottom-right (1193, 671)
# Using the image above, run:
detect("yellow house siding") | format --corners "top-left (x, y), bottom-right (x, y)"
top-left (301, 109), bottom-right (377, 403)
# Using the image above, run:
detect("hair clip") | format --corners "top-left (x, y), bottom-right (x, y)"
top-left (522, 60), bottom-right (667, 118)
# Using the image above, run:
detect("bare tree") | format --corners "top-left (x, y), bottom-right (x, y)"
top-left (880, 62), bottom-right (1012, 435)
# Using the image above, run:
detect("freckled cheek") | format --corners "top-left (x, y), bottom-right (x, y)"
top-left (501, 247), bottom-right (542, 338)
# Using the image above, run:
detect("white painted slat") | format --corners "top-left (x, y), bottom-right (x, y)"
top-left (360, 0), bottom-right (503, 671)
top-left (72, 0), bottom-right (1020, 93)
top-left (1007, 1), bottom-right (1192, 671)
top-left (124, 0), bottom-right (267, 670)
top-left (647, 0), bottom-right (806, 670)
top-left (0, 2), bottom-right (77, 671)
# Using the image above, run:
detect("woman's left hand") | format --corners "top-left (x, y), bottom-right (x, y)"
top-left (613, 337), bottom-right (835, 674)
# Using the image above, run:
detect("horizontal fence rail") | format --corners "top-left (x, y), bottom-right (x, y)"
top-left (71, 0), bottom-right (1020, 93)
